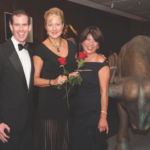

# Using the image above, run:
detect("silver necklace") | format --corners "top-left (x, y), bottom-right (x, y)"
top-left (85, 53), bottom-right (97, 62)
top-left (48, 38), bottom-right (62, 52)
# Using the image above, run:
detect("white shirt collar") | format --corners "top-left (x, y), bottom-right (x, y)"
top-left (11, 36), bottom-right (20, 45)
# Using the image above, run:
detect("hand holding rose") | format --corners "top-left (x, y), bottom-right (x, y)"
top-left (52, 75), bottom-right (68, 86)
top-left (56, 52), bottom-right (88, 108)
top-left (68, 52), bottom-right (87, 86)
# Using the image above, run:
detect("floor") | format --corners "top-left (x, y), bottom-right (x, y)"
top-left (106, 98), bottom-right (150, 150)
top-left (107, 128), bottom-right (150, 150)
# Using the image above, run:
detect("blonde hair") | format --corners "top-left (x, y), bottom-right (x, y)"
top-left (44, 7), bottom-right (64, 25)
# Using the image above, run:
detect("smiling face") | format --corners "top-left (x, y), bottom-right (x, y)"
top-left (45, 15), bottom-right (64, 39)
top-left (9, 15), bottom-right (31, 45)
top-left (82, 34), bottom-right (99, 55)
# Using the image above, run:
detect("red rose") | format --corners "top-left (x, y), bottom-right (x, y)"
top-left (78, 52), bottom-right (88, 59)
top-left (58, 57), bottom-right (66, 65)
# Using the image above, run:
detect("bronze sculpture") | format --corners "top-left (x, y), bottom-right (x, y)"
top-left (108, 35), bottom-right (150, 150)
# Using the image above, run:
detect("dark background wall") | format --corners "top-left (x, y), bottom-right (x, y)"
top-left (1, 0), bottom-right (150, 140)
top-left (0, 0), bottom-right (150, 56)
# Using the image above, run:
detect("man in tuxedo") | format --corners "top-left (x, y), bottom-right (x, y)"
top-left (0, 10), bottom-right (34, 150)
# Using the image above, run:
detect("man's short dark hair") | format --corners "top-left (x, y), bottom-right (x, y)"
top-left (9, 10), bottom-right (30, 25)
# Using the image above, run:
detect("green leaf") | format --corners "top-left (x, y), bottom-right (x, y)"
top-left (72, 76), bottom-right (79, 85)
top-left (68, 76), bottom-right (75, 85)
top-left (72, 75), bottom-right (82, 85)
top-left (80, 59), bottom-right (85, 64)
top-left (68, 76), bottom-right (76, 80)
top-left (79, 63), bottom-right (85, 68)
top-left (57, 85), bottom-right (62, 90)
top-left (77, 76), bottom-right (82, 85)
top-left (73, 78), bottom-right (78, 85)
top-left (78, 59), bottom-right (85, 68)
top-left (66, 73), bottom-right (83, 86)
top-left (64, 70), bottom-right (69, 75)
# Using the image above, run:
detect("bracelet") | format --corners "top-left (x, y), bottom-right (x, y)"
top-left (101, 111), bottom-right (107, 115)
top-left (48, 80), bottom-right (51, 86)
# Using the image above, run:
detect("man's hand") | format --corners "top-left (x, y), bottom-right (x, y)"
top-left (0, 123), bottom-right (10, 143)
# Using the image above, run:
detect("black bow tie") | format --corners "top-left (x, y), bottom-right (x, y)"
top-left (18, 43), bottom-right (29, 51)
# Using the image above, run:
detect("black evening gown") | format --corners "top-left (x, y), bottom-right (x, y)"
top-left (72, 61), bottom-right (108, 150)
top-left (34, 40), bottom-right (77, 150)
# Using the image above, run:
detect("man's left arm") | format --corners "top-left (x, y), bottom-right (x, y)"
top-left (0, 51), bottom-right (3, 123)
top-left (0, 49), bottom-right (10, 142)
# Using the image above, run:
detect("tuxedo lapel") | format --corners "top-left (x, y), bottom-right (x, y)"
top-left (28, 48), bottom-right (34, 93)
top-left (7, 40), bottom-right (28, 91)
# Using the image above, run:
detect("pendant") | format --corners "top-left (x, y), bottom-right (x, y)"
top-left (57, 48), bottom-right (60, 52)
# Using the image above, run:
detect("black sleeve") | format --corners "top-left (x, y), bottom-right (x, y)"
top-left (101, 59), bottom-right (109, 68)
top-left (97, 60), bottom-right (109, 72)
top-left (33, 44), bottom-right (45, 61)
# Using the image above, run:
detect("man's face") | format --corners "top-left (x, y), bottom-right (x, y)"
top-left (9, 15), bottom-right (31, 45)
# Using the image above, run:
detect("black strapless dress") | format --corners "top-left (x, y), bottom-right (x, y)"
top-left (72, 61), bottom-right (108, 150)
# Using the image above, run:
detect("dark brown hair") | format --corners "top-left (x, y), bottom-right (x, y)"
top-left (9, 10), bottom-right (30, 25)
top-left (79, 26), bottom-right (104, 53)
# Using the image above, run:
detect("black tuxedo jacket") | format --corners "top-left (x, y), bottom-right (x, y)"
top-left (0, 39), bottom-right (34, 131)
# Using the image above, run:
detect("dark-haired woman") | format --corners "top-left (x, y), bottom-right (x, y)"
top-left (72, 26), bottom-right (110, 150)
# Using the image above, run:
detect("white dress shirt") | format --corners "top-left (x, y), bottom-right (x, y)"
top-left (11, 36), bottom-right (31, 89)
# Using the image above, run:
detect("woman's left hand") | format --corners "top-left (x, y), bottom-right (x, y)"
top-left (98, 117), bottom-right (109, 134)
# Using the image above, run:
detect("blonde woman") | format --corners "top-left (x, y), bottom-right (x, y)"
top-left (33, 7), bottom-right (77, 150)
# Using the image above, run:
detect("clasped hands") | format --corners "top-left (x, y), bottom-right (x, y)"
top-left (0, 123), bottom-right (10, 143)
top-left (52, 72), bottom-right (78, 86)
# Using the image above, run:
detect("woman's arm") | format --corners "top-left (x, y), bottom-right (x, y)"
top-left (98, 65), bottom-right (110, 134)
top-left (33, 56), bottom-right (67, 87)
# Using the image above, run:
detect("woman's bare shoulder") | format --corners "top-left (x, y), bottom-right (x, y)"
top-left (96, 54), bottom-right (106, 63)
